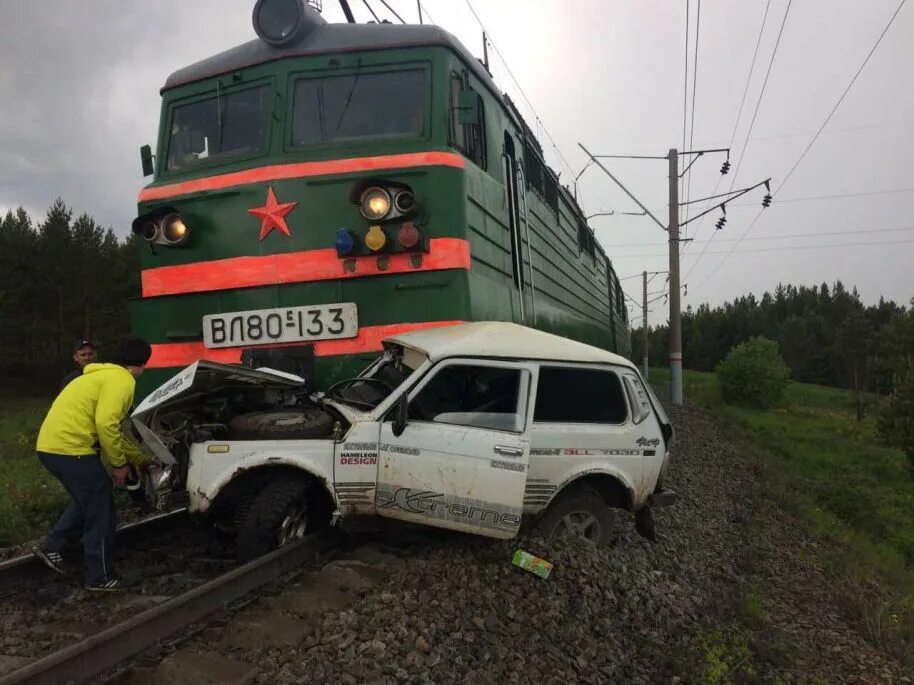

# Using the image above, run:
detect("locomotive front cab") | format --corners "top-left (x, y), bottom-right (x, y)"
top-left (131, 2), bottom-right (494, 399)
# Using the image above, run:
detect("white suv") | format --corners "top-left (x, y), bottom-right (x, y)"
top-left (133, 322), bottom-right (675, 559)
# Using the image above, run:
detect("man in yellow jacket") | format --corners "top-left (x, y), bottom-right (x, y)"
top-left (33, 337), bottom-right (152, 591)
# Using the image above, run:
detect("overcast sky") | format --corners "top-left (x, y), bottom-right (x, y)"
top-left (1, 0), bottom-right (911, 314)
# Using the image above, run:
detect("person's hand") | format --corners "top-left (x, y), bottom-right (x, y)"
top-left (139, 458), bottom-right (162, 473)
top-left (111, 466), bottom-right (130, 487)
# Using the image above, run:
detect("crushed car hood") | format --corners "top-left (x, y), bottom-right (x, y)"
top-left (132, 361), bottom-right (305, 464)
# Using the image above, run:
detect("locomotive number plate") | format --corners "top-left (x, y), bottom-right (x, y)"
top-left (202, 303), bottom-right (358, 349)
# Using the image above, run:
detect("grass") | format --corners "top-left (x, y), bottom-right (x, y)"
top-left (653, 366), bottom-right (914, 660)
top-left (0, 393), bottom-right (67, 548)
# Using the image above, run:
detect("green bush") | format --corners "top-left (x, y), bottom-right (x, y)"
top-left (877, 370), bottom-right (914, 471)
top-left (715, 336), bottom-right (790, 409)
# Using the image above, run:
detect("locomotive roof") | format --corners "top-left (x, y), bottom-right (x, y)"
top-left (163, 21), bottom-right (497, 93)
top-left (385, 322), bottom-right (636, 369)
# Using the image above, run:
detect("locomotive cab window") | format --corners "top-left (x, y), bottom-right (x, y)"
top-left (166, 84), bottom-right (271, 171)
top-left (291, 69), bottom-right (426, 146)
top-left (449, 74), bottom-right (486, 169)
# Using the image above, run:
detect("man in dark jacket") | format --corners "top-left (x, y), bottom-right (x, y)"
top-left (61, 339), bottom-right (97, 390)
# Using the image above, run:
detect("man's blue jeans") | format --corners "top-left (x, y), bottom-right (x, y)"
top-left (37, 452), bottom-right (116, 585)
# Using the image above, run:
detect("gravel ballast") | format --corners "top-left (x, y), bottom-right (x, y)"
top-left (192, 403), bottom-right (910, 684)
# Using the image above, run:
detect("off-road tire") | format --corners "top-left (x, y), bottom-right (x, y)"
top-left (228, 408), bottom-right (333, 440)
top-left (538, 487), bottom-right (615, 546)
top-left (236, 478), bottom-right (313, 561)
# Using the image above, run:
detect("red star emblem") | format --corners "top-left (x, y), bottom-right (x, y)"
top-left (248, 187), bottom-right (298, 240)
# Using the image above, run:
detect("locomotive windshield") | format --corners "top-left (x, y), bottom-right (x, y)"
top-left (166, 84), bottom-right (271, 171)
top-left (291, 69), bottom-right (425, 145)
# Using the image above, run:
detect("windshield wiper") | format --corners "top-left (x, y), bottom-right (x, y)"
top-left (333, 68), bottom-right (362, 137)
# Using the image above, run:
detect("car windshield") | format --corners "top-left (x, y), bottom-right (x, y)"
top-left (330, 347), bottom-right (420, 409)
top-left (291, 69), bottom-right (426, 146)
top-left (166, 84), bottom-right (271, 171)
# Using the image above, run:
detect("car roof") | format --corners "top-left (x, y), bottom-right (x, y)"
top-left (386, 322), bottom-right (637, 369)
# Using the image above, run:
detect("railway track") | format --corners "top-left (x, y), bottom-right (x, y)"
top-left (0, 528), bottom-right (345, 685)
top-left (0, 509), bottom-right (189, 595)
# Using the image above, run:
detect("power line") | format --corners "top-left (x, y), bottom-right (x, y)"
top-left (775, 1), bottom-right (908, 196)
top-left (377, 0), bottom-right (405, 23)
top-left (729, 0), bottom-right (772, 153)
top-left (727, 187), bottom-right (914, 206)
top-left (360, 0), bottom-right (380, 22)
top-left (461, 0), bottom-right (575, 178)
top-left (614, 237), bottom-right (914, 259)
top-left (608, 225), bottom-right (914, 248)
top-left (416, 0), bottom-right (436, 24)
top-left (749, 120), bottom-right (910, 141)
top-left (681, 0), bottom-right (690, 225)
top-left (685, 0), bottom-right (702, 227)
top-left (681, 0), bottom-right (771, 261)
top-left (692, 0), bottom-right (908, 293)
top-left (683, 0), bottom-right (790, 277)
top-left (730, 0), bottom-right (792, 186)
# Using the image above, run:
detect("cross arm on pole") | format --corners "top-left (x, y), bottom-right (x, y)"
top-left (679, 178), bottom-right (771, 227)
top-left (577, 143), bottom-right (668, 232)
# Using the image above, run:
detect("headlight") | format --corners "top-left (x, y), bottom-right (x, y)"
top-left (161, 213), bottom-right (190, 246)
top-left (360, 187), bottom-right (392, 221)
top-left (139, 221), bottom-right (159, 242)
top-left (393, 189), bottom-right (415, 214)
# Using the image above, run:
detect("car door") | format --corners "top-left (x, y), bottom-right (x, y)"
top-left (376, 358), bottom-right (533, 539)
top-left (528, 364), bottom-right (646, 502)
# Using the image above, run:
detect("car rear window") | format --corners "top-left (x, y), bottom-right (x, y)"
top-left (533, 367), bottom-right (628, 424)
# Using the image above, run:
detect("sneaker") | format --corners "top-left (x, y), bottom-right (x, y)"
top-left (86, 577), bottom-right (123, 592)
top-left (32, 546), bottom-right (66, 575)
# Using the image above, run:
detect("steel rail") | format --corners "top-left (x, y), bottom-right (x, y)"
top-left (0, 508), bottom-right (188, 592)
top-left (0, 529), bottom-right (341, 685)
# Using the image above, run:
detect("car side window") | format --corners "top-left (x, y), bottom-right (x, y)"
top-left (409, 364), bottom-right (525, 432)
top-left (623, 375), bottom-right (652, 424)
top-left (533, 367), bottom-right (628, 424)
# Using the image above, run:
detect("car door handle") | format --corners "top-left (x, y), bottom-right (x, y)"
top-left (494, 445), bottom-right (524, 457)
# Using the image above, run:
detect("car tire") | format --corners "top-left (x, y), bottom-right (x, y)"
top-left (236, 478), bottom-right (315, 561)
top-left (228, 408), bottom-right (333, 440)
top-left (538, 487), bottom-right (615, 546)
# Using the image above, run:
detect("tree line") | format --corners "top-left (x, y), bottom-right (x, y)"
top-left (634, 281), bottom-right (914, 400)
top-left (3, 200), bottom-right (911, 402)
top-left (0, 200), bottom-right (140, 389)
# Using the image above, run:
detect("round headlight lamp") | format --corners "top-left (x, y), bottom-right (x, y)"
top-left (161, 213), bottom-right (190, 246)
top-left (393, 190), bottom-right (415, 214)
top-left (139, 221), bottom-right (159, 242)
top-left (360, 187), bottom-right (392, 221)
top-left (253, 0), bottom-right (304, 46)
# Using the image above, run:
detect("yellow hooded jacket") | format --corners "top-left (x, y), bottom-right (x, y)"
top-left (36, 363), bottom-right (147, 468)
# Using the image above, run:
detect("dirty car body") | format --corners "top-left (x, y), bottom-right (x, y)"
top-left (133, 322), bottom-right (675, 555)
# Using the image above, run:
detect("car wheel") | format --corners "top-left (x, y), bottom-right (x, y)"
top-left (538, 487), bottom-right (614, 546)
top-left (236, 478), bottom-right (317, 561)
top-left (228, 408), bottom-right (333, 440)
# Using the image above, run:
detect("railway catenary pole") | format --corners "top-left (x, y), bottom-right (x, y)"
top-left (642, 270), bottom-right (649, 378)
top-left (576, 143), bottom-right (768, 405)
top-left (668, 149), bottom-right (683, 405)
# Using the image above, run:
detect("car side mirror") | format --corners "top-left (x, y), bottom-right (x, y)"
top-left (392, 394), bottom-right (408, 437)
top-left (457, 91), bottom-right (479, 126)
top-left (140, 145), bottom-right (154, 177)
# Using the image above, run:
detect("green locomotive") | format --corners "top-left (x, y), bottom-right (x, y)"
top-left (131, 0), bottom-right (630, 398)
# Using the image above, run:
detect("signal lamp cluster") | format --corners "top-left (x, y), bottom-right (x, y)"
top-left (335, 221), bottom-right (425, 257)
